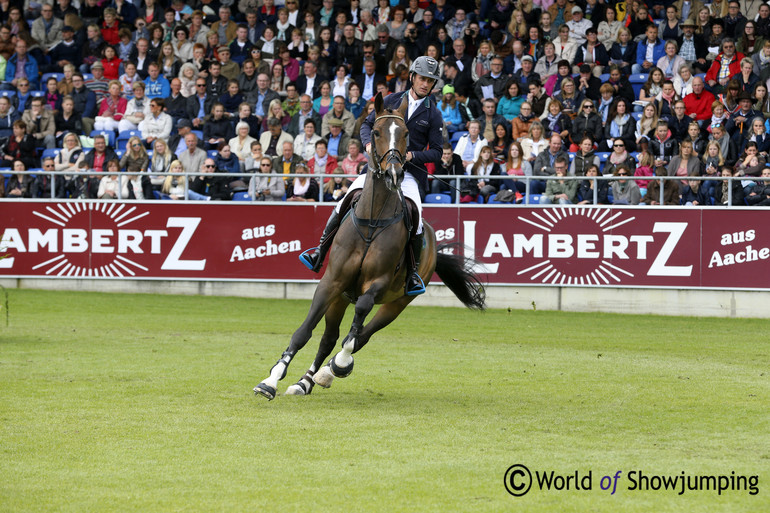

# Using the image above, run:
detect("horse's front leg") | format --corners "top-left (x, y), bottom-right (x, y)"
top-left (314, 283), bottom-right (382, 385)
top-left (286, 296), bottom-right (348, 395)
top-left (255, 278), bottom-right (342, 400)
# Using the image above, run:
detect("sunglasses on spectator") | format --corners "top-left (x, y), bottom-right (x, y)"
top-left (617, 172), bottom-right (628, 176)
top-left (261, 163), bottom-right (271, 167)
top-left (613, 144), bottom-right (624, 148)
top-left (583, 105), bottom-right (593, 109)
top-left (205, 164), bottom-right (215, 168)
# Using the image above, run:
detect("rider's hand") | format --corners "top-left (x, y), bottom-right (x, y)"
top-left (365, 143), bottom-right (371, 154)
top-left (406, 152), bottom-right (413, 161)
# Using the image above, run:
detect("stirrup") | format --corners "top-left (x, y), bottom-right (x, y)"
top-left (298, 247), bottom-right (320, 271)
top-left (406, 272), bottom-right (426, 296)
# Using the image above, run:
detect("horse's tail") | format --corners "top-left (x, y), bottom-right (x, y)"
top-left (434, 243), bottom-right (487, 311)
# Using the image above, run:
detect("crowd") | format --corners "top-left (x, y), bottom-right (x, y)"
top-left (0, 0), bottom-right (769, 207)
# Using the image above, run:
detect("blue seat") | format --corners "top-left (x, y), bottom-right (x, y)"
top-left (631, 112), bottom-right (643, 121)
top-left (0, 90), bottom-right (15, 99)
top-left (629, 73), bottom-right (648, 97)
top-left (526, 194), bottom-right (543, 204)
top-left (29, 91), bottom-right (45, 98)
top-left (152, 190), bottom-right (161, 200)
top-left (40, 73), bottom-right (64, 89)
top-left (42, 148), bottom-right (61, 160)
top-left (450, 131), bottom-right (468, 145)
top-left (207, 150), bottom-right (219, 159)
top-left (82, 73), bottom-right (94, 81)
top-left (117, 130), bottom-right (142, 150)
top-left (115, 149), bottom-right (124, 159)
top-left (191, 130), bottom-right (204, 140)
top-left (90, 130), bottom-right (115, 147)
top-left (232, 191), bottom-right (251, 201)
top-left (598, 73), bottom-right (610, 82)
top-left (596, 152), bottom-right (611, 162)
top-left (147, 150), bottom-right (153, 158)
top-left (425, 193), bottom-right (452, 204)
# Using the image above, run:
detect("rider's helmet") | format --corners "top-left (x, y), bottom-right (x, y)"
top-left (409, 56), bottom-right (441, 82)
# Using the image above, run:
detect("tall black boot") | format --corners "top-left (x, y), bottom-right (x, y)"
top-left (299, 210), bottom-right (341, 272)
top-left (405, 232), bottom-right (425, 296)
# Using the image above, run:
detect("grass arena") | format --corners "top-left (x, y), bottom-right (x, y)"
top-left (1, 289), bottom-right (767, 512)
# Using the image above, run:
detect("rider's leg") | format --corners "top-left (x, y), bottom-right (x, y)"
top-left (299, 173), bottom-right (366, 272)
top-left (402, 172), bottom-right (425, 296)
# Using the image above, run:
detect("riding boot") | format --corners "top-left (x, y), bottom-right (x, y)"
top-left (405, 232), bottom-right (426, 296)
top-left (299, 209), bottom-right (341, 272)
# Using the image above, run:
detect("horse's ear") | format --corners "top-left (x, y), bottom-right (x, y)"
top-left (374, 92), bottom-right (383, 117)
top-left (396, 94), bottom-right (408, 119)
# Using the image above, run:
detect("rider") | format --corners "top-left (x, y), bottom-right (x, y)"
top-left (299, 55), bottom-right (443, 296)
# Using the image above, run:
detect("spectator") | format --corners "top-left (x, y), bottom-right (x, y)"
top-left (571, 99), bottom-right (601, 148)
top-left (650, 120), bottom-right (680, 168)
top-left (0, 120), bottom-right (35, 169)
top-left (94, 81), bottom-right (127, 132)
top-left (22, 97), bottom-right (56, 149)
top-left (233, 102), bottom-right (261, 139)
top-left (145, 62), bottom-right (171, 99)
top-left (82, 135), bottom-right (118, 172)
top-left (253, 72), bottom-right (280, 122)
top-left (710, 122), bottom-right (738, 166)
top-left (307, 139), bottom-right (337, 181)
top-left (634, 150), bottom-right (656, 189)
top-left (454, 120), bottom-right (488, 168)
top-left (340, 140), bottom-right (367, 176)
top-left (203, 102), bottom-right (233, 150)
top-left (431, 143), bottom-right (465, 195)
top-left (229, 122), bottom-right (257, 164)
top-left (612, 166), bottom-right (643, 205)
top-left (294, 118), bottom-right (322, 161)
top-left (576, 64), bottom-right (602, 103)
top-left (286, 161), bottom-right (319, 202)
top-left (220, 80), bottom-right (245, 117)
top-left (541, 158), bottom-right (578, 205)
top-left (684, 77), bottom-right (716, 123)
top-left (148, 138), bottom-right (175, 190)
top-left (667, 139), bottom-right (701, 185)
top-left (658, 40), bottom-right (686, 80)
top-left (705, 39), bottom-right (744, 92)
top-left (497, 80), bottom-right (525, 121)
top-left (119, 82), bottom-right (151, 133)
top-left (259, 117), bottom-right (292, 157)
top-left (218, 46), bottom-right (240, 82)
top-left (31, 4), bottom-right (63, 54)
top-left (324, 117), bottom-right (350, 160)
top-left (178, 133), bottom-right (207, 178)
top-left (573, 27), bottom-right (608, 77)
top-left (54, 132), bottom-right (84, 173)
top-left (0, 95), bottom-right (19, 138)
top-left (678, 18), bottom-right (709, 74)
top-left (5, 160), bottom-right (33, 198)
top-left (715, 165), bottom-right (744, 205)
top-left (97, 159), bottom-right (129, 199)
top-left (192, 157), bottom-right (232, 200)
top-left (463, 145), bottom-right (501, 203)
top-left (85, 62), bottom-right (110, 106)
top-left (249, 155), bottom-right (286, 201)
top-left (120, 136), bottom-right (150, 173)
top-left (6, 39), bottom-right (38, 90)
top-left (633, 25), bottom-right (666, 74)
top-left (214, 143), bottom-right (241, 176)
top-left (577, 164), bottom-right (610, 205)
top-left (321, 95), bottom-right (355, 137)
top-left (81, 23), bottom-right (107, 74)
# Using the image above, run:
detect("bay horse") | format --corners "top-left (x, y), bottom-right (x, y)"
top-left (254, 93), bottom-right (486, 400)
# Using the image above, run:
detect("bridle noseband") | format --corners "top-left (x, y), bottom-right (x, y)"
top-left (369, 114), bottom-right (407, 179)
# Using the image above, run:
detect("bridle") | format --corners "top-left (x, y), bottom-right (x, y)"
top-left (369, 114), bottom-right (407, 179)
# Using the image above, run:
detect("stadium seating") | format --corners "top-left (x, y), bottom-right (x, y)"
top-left (90, 130), bottom-right (116, 148)
top-left (40, 73), bottom-right (64, 90)
top-left (629, 74), bottom-right (649, 97)
top-left (191, 130), bottom-right (204, 140)
top-left (232, 192), bottom-right (251, 201)
top-left (425, 193), bottom-right (452, 204)
top-left (117, 130), bottom-right (142, 150)
top-left (0, 90), bottom-right (15, 99)
top-left (42, 148), bottom-right (61, 160)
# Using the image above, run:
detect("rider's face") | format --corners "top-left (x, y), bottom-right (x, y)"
top-left (412, 74), bottom-right (436, 97)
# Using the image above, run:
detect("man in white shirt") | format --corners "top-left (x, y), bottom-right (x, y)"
top-left (454, 120), bottom-right (487, 168)
top-left (566, 6), bottom-right (592, 45)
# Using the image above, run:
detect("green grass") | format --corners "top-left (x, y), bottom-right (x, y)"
top-left (0, 289), bottom-right (768, 512)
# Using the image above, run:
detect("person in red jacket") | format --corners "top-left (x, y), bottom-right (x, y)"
top-left (684, 77), bottom-right (716, 125)
top-left (101, 8), bottom-right (121, 46)
top-left (100, 46), bottom-right (122, 81)
top-left (705, 39), bottom-right (744, 93)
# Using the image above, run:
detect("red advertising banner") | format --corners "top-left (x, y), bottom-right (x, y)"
top-left (1, 201), bottom-right (768, 289)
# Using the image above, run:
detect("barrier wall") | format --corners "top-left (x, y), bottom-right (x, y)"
top-left (1, 201), bottom-right (768, 291)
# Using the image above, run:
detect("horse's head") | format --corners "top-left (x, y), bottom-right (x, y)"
top-left (369, 92), bottom-right (409, 191)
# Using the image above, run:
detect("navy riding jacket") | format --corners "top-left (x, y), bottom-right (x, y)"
top-left (360, 90), bottom-right (444, 193)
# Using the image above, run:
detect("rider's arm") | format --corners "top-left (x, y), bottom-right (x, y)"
top-left (360, 107), bottom-right (377, 150)
top-left (409, 105), bottom-right (444, 166)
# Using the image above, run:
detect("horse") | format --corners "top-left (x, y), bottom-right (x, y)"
top-left (254, 92), bottom-right (486, 400)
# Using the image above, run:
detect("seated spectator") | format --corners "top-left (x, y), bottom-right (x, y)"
top-left (100, 46), bottom-right (121, 81)
top-left (229, 122), bottom-right (257, 165)
top-left (684, 77), bottom-right (716, 124)
top-left (324, 118), bottom-right (350, 161)
top-left (148, 138), bottom-right (175, 191)
top-left (705, 39), bottom-right (744, 93)
top-left (543, 59), bottom-right (573, 97)
top-left (569, 137), bottom-right (600, 176)
top-left (686, 121), bottom-right (709, 159)
top-left (220, 80), bottom-right (245, 117)
top-left (658, 40), bottom-right (686, 80)
top-left (454, 120), bottom-right (488, 168)
top-left (432, 143), bottom-right (465, 195)
top-left (307, 139), bottom-right (337, 179)
top-left (43, 77), bottom-right (61, 112)
top-left (604, 138), bottom-right (637, 177)
top-left (655, 80), bottom-right (681, 122)
top-left (203, 102), bottom-right (234, 150)
top-left (735, 142), bottom-right (766, 178)
top-left (120, 136), bottom-right (150, 173)
top-left (649, 120), bottom-right (679, 168)
top-left (6, 39), bottom-right (39, 90)
top-left (490, 122), bottom-right (512, 165)
top-left (667, 139), bottom-right (701, 187)
top-left (5, 160), bottom-right (33, 198)
top-left (636, 103), bottom-right (660, 152)
top-left (725, 92), bottom-right (762, 146)
top-left (139, 98), bottom-right (172, 148)
top-left (0, 96), bottom-right (19, 138)
top-left (577, 164), bottom-right (611, 205)
top-left (571, 100), bottom-right (601, 149)
top-left (609, 28), bottom-right (636, 76)
top-left (145, 62), bottom-right (171, 99)
top-left (438, 85), bottom-right (466, 138)
top-left (97, 159), bottom-right (128, 199)
top-left (293, 118), bottom-right (322, 162)
top-left (634, 151), bottom-right (656, 189)
top-left (94, 81), bottom-right (127, 132)
top-left (339, 140), bottom-right (367, 176)
top-left (598, 6), bottom-right (623, 51)
top-left (21, 97), bottom-right (56, 149)
top-left (673, 64), bottom-right (695, 98)
top-left (680, 178), bottom-right (711, 205)
top-left (83, 135), bottom-right (118, 172)
top-left (742, 117), bottom-right (770, 154)
top-left (710, 122), bottom-right (738, 166)
top-left (553, 78), bottom-right (583, 118)
top-left (633, 24), bottom-right (666, 74)
top-left (163, 160), bottom-right (191, 200)
top-left (497, 79), bottom-right (525, 121)
top-left (259, 117), bottom-right (292, 157)
top-left (215, 143), bottom-right (241, 180)
top-left (744, 168), bottom-right (770, 206)
top-left (677, 19), bottom-right (708, 74)
top-left (572, 28), bottom-right (608, 77)
top-left (190, 158), bottom-right (232, 200)
top-left (262, 98), bottom-right (292, 133)
top-left (716, 80), bottom-right (741, 117)
top-left (637, 67), bottom-right (665, 112)
top-left (249, 155), bottom-right (286, 201)
top-left (54, 132), bottom-right (84, 173)
top-left (286, 162), bottom-right (319, 202)
top-left (244, 141), bottom-right (263, 173)
top-left (601, 98), bottom-right (636, 152)
top-left (539, 99), bottom-right (572, 142)
top-left (541, 159), bottom-right (578, 205)
top-left (178, 133), bottom-right (207, 176)
top-left (81, 24), bottom-right (107, 74)
top-left (520, 121), bottom-right (547, 161)
top-left (612, 165), bottom-right (643, 205)
top-left (118, 82), bottom-right (151, 133)
top-left (461, 145), bottom-right (501, 203)
top-left (715, 165), bottom-right (744, 205)
top-left (500, 142), bottom-right (532, 196)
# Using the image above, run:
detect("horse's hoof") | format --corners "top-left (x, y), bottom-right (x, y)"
top-left (313, 365), bottom-right (335, 388)
top-left (330, 353), bottom-right (354, 378)
top-left (285, 383), bottom-right (306, 395)
top-left (254, 382), bottom-right (277, 400)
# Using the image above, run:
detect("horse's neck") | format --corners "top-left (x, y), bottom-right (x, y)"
top-left (355, 169), bottom-right (402, 219)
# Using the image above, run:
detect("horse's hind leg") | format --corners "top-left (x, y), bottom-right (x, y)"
top-left (286, 296), bottom-right (348, 395)
top-left (353, 295), bottom-right (413, 353)
top-left (254, 279), bottom-right (343, 400)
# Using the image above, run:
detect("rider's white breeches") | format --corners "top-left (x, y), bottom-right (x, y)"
top-left (336, 171), bottom-right (423, 234)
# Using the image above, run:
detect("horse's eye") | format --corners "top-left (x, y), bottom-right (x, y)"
top-left (372, 129), bottom-right (380, 137)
